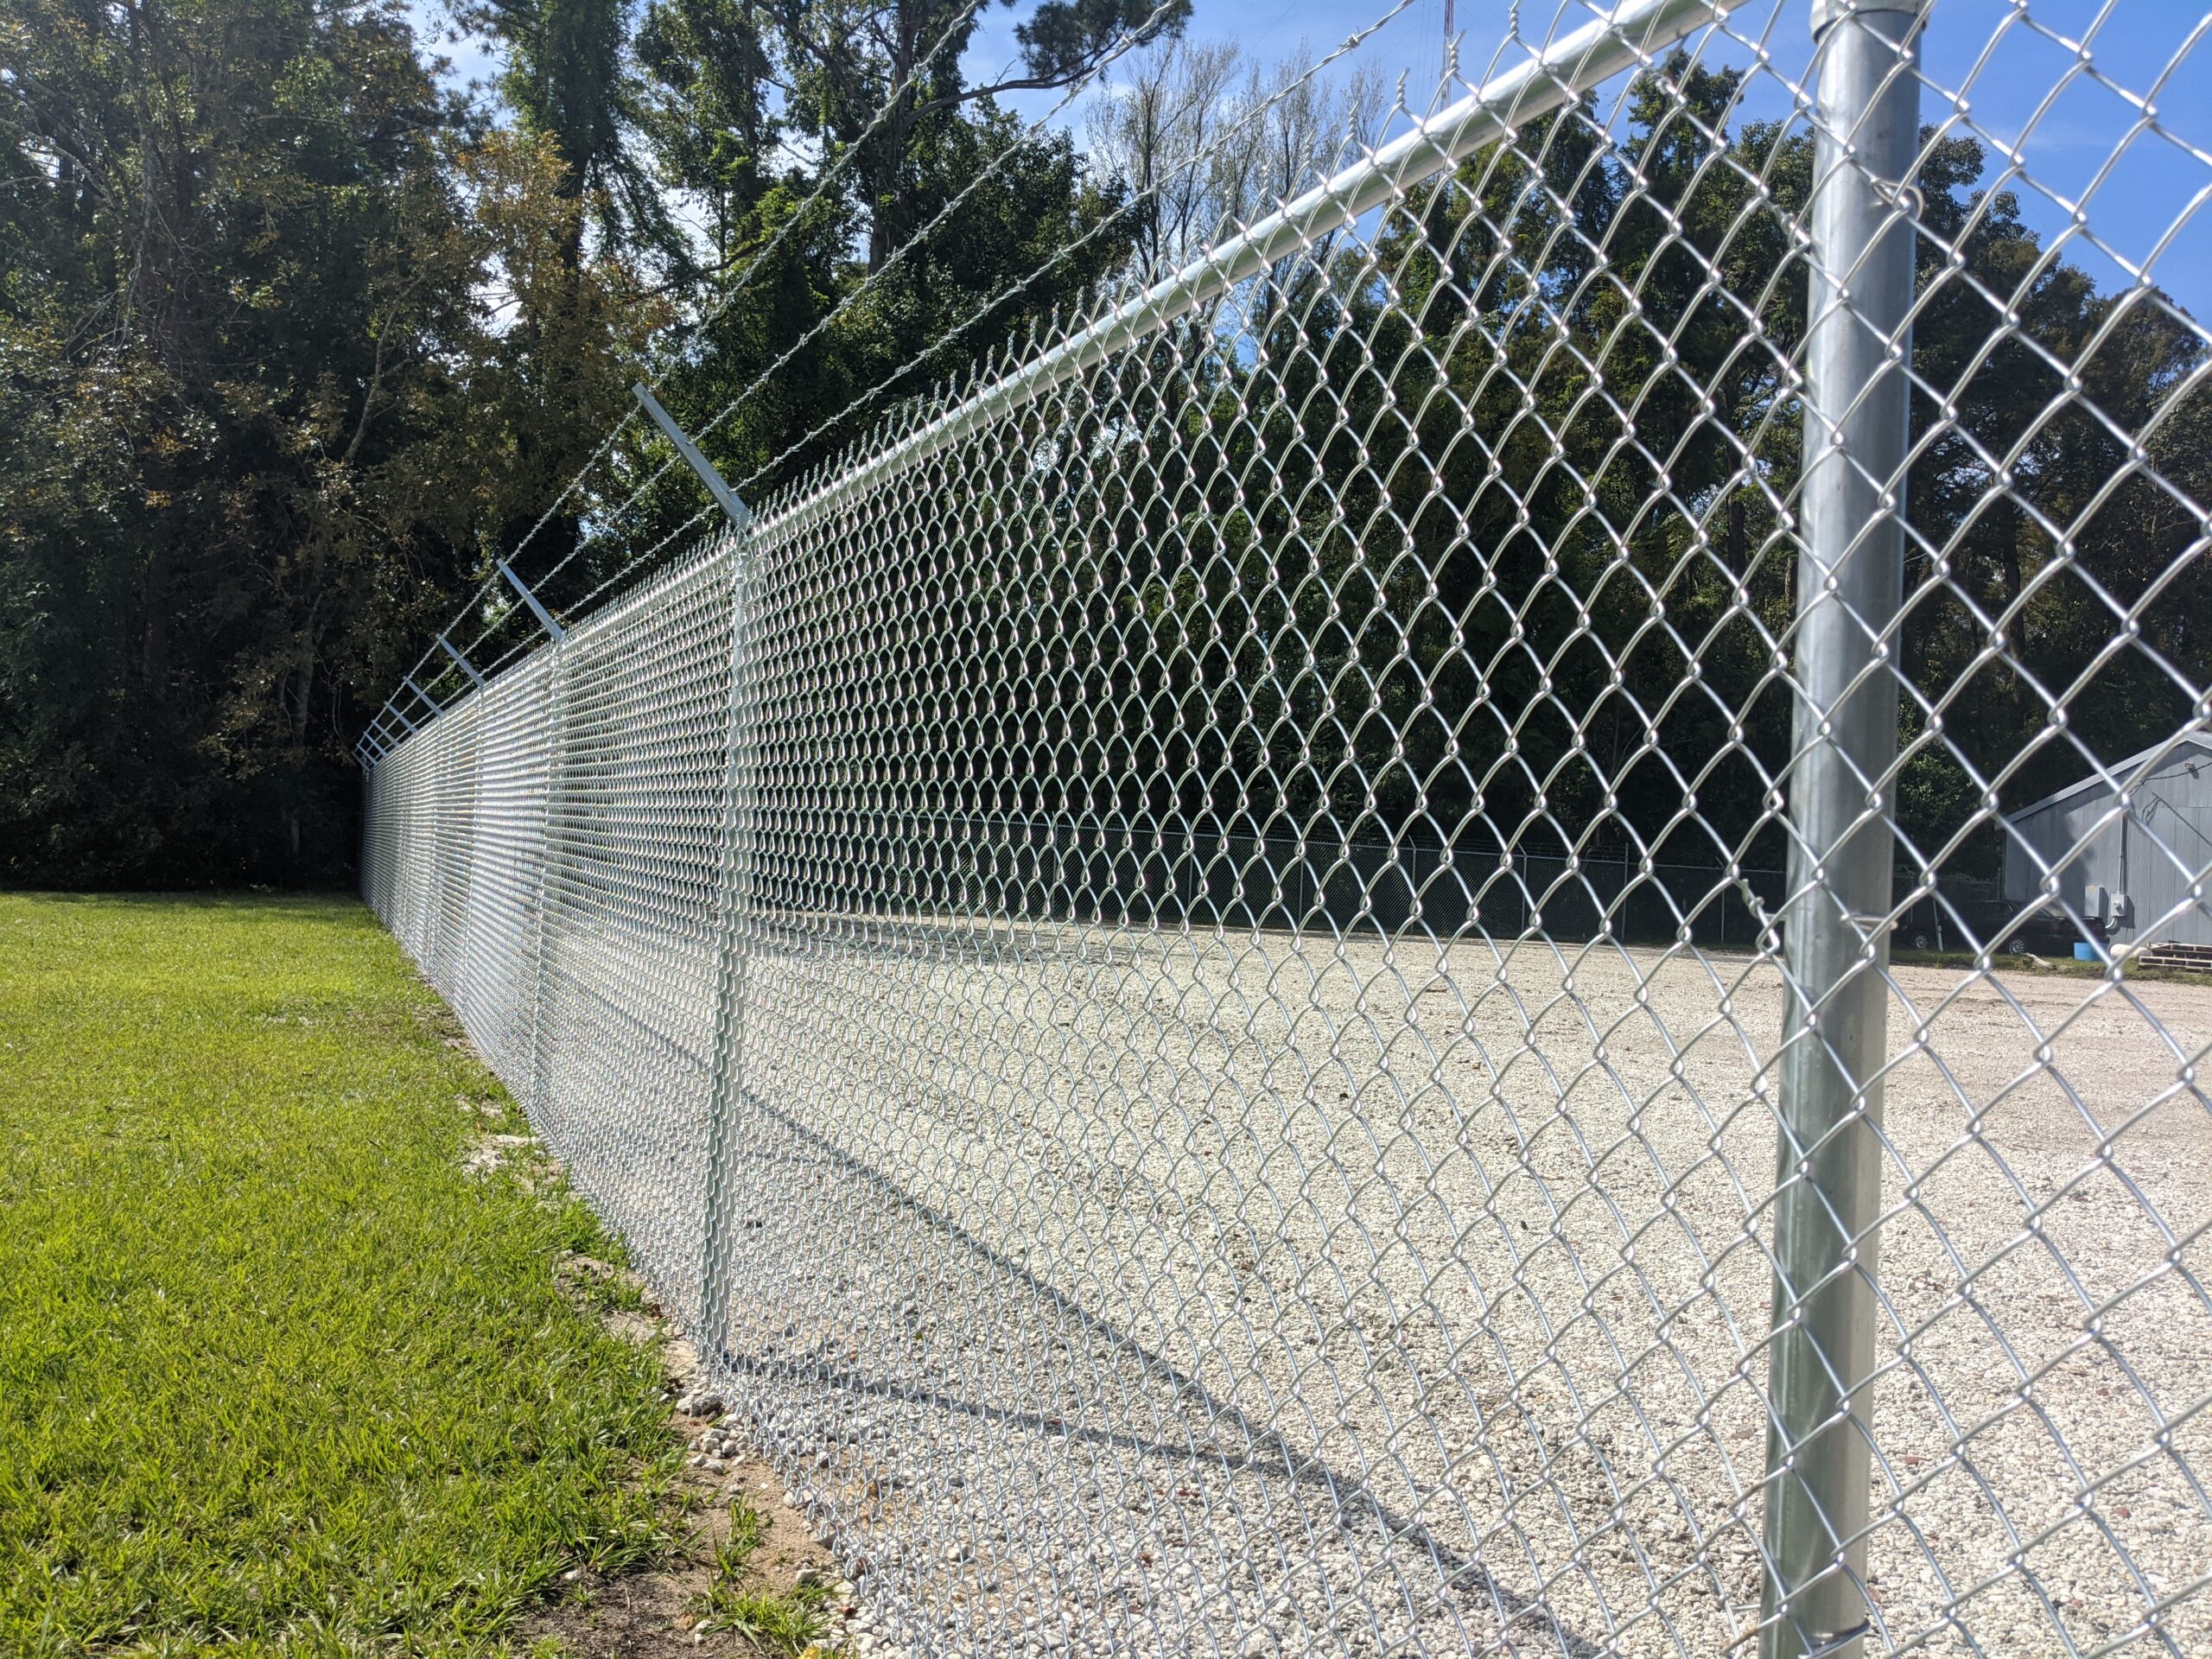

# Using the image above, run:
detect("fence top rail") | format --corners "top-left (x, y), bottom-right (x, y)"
top-left (756, 0), bottom-right (1731, 545)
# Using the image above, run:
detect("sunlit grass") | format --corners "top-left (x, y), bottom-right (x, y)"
top-left (0, 893), bottom-right (678, 1656)
top-left (698, 1499), bottom-right (834, 1655)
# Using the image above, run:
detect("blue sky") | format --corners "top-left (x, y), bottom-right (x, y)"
top-left (411, 0), bottom-right (2210, 322)
top-left (972, 0), bottom-right (2212, 324)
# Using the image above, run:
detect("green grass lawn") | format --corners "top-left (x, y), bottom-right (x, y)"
top-left (0, 893), bottom-right (677, 1656)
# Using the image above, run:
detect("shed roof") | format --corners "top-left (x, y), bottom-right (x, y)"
top-left (2004, 734), bottom-right (2212, 823)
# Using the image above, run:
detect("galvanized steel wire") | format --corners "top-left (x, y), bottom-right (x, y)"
top-left (363, 1), bottom-right (2212, 1654)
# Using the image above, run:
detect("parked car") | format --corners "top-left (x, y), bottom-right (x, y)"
top-left (1994, 903), bottom-right (2096, 957)
top-left (1891, 893), bottom-right (1950, 952)
top-left (1960, 899), bottom-right (2088, 957)
top-left (1891, 896), bottom-right (2093, 957)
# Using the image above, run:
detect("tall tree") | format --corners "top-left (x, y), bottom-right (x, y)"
top-left (637, 0), bottom-right (779, 273)
top-left (0, 0), bottom-right (658, 883)
top-left (475, 0), bottom-right (677, 261)
top-left (1074, 48), bottom-right (2208, 893)
top-left (769, 0), bottom-right (1189, 270)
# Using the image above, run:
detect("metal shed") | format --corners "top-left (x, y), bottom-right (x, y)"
top-left (2002, 735), bottom-right (2212, 949)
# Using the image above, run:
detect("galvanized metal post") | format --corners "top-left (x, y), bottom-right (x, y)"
top-left (1762, 3), bottom-right (1922, 1656)
top-left (695, 525), bottom-right (759, 1363)
top-left (526, 647), bottom-right (571, 1124)
top-left (644, 397), bottom-right (763, 1367)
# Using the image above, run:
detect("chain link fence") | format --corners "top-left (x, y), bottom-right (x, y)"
top-left (363, 0), bottom-right (2212, 1652)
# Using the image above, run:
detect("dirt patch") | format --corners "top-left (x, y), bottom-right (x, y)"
top-left (520, 1484), bottom-right (849, 1658)
top-left (460, 1132), bottom-right (538, 1178)
top-left (521, 1559), bottom-right (712, 1659)
top-left (432, 1000), bottom-right (887, 1657)
top-left (514, 1249), bottom-right (860, 1656)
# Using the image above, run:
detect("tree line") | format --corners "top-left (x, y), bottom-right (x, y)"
top-left (3, 10), bottom-right (2202, 893)
top-left (0, 0), bottom-right (1178, 883)
top-left (770, 49), bottom-right (2208, 905)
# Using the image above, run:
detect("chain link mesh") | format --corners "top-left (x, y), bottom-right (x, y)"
top-left (364, 0), bottom-right (2212, 1652)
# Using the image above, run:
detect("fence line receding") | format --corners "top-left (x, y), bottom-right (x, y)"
top-left (363, 1), bottom-right (2212, 1654)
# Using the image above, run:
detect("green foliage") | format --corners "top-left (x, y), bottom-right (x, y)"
top-left (0, 0), bottom-right (660, 885)
top-left (1017, 0), bottom-right (1188, 81)
top-left (637, 0), bottom-right (779, 268)
top-left (4, 8), bottom-right (2198, 893)
top-left (0, 893), bottom-right (681, 1656)
top-left (989, 52), bottom-right (2208, 885)
top-left (479, 0), bottom-right (679, 258)
top-left (702, 1586), bottom-right (835, 1652)
top-left (0, 0), bottom-right (1150, 886)
top-left (715, 1497), bottom-right (772, 1576)
top-left (749, 0), bottom-right (1181, 272)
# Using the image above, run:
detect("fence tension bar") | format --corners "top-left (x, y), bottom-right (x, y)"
top-left (437, 634), bottom-right (488, 689)
top-left (498, 557), bottom-right (567, 642)
top-left (632, 383), bottom-right (753, 529)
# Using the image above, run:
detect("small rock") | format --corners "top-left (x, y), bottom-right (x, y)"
top-left (1242, 1634), bottom-right (1273, 1657)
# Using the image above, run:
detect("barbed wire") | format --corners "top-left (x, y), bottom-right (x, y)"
top-left (409, 0), bottom-right (1470, 713)
top-left (390, 0), bottom-right (1823, 742)
top-left (366, 0), bottom-right (1677, 749)
top-left (367, 0), bottom-right (1010, 734)
top-left (461, 0), bottom-right (1191, 643)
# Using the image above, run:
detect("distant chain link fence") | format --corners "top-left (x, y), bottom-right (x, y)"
top-left (363, 0), bottom-right (2212, 1653)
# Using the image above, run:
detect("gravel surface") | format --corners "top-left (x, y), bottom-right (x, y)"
top-left (665, 924), bottom-right (2212, 1658)
top-left (455, 887), bottom-right (2212, 1655)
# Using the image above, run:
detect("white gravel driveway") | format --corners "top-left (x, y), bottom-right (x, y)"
top-left (685, 923), bottom-right (2212, 1658)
